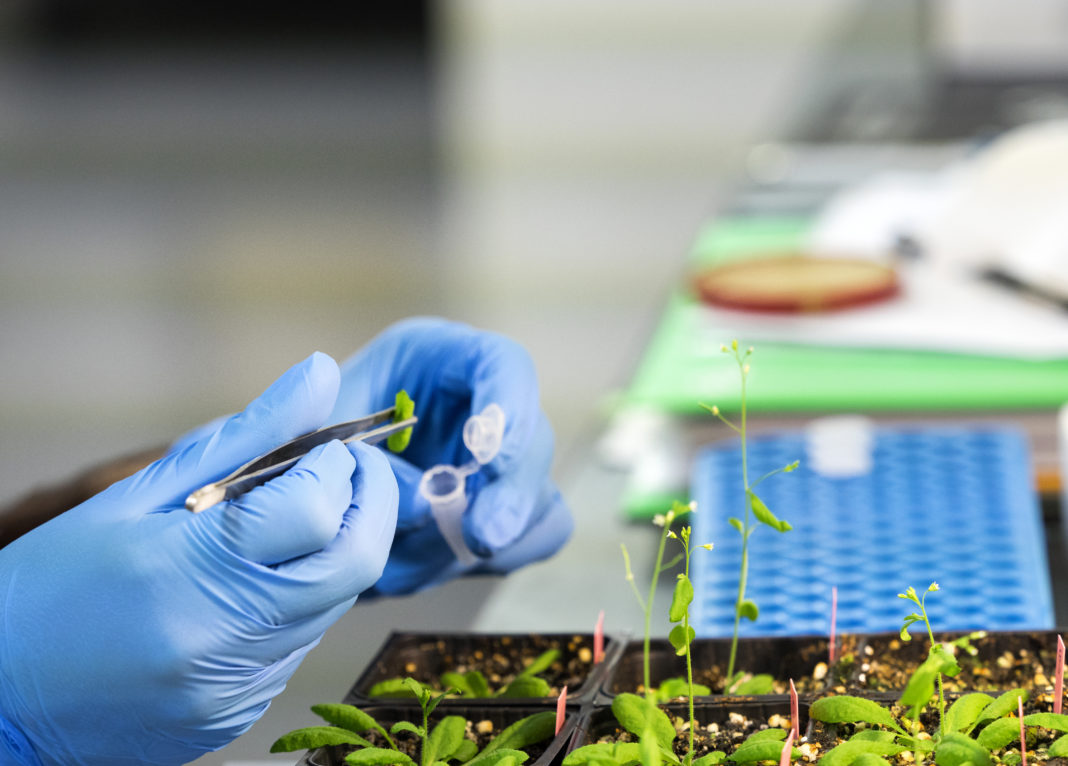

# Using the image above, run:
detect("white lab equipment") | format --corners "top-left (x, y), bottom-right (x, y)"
top-left (419, 404), bottom-right (505, 565)
top-left (804, 414), bottom-right (875, 478)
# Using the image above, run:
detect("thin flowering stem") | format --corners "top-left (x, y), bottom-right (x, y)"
top-left (727, 351), bottom-right (751, 685)
top-left (708, 342), bottom-right (794, 691)
top-left (620, 544), bottom-right (646, 613)
top-left (668, 522), bottom-right (710, 766)
top-left (919, 584), bottom-right (948, 736)
top-left (681, 529), bottom-right (695, 760)
top-left (644, 512), bottom-right (673, 696)
top-left (750, 461), bottom-right (800, 492)
top-left (901, 583), bottom-right (948, 737)
top-left (699, 402), bottom-right (741, 435)
top-left (1020, 695), bottom-right (1028, 766)
top-left (622, 504), bottom-right (685, 699)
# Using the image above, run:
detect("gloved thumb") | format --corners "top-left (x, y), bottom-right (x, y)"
top-left (196, 439), bottom-right (357, 566)
top-left (116, 352), bottom-right (342, 512)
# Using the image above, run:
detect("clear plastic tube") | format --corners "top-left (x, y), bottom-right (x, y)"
top-left (419, 404), bottom-right (505, 565)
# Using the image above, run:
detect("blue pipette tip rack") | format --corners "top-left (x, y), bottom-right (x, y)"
top-left (690, 426), bottom-right (1053, 636)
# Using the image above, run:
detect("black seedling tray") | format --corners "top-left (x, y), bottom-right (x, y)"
top-left (847, 629), bottom-right (1065, 694)
top-left (346, 631), bottom-right (623, 707)
top-left (298, 704), bottom-right (578, 766)
top-left (282, 629), bottom-right (1068, 765)
top-left (602, 635), bottom-right (850, 701)
top-left (568, 698), bottom-right (810, 755)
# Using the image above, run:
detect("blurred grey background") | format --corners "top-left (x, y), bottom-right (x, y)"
top-left (2, 1), bottom-right (1061, 763)
top-left (0, 0), bottom-right (861, 507)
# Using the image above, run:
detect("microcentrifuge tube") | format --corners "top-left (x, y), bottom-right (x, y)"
top-left (419, 404), bottom-right (505, 565)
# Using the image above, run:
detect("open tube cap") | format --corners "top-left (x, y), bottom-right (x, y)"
top-left (463, 403), bottom-right (505, 465)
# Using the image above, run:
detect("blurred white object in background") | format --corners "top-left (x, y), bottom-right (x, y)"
top-left (809, 119), bottom-right (1068, 293)
top-left (805, 415), bottom-right (875, 478)
top-left (777, 118), bottom-right (1068, 359)
top-left (934, 0), bottom-right (1068, 76)
top-left (917, 119), bottom-right (1068, 297)
top-left (806, 168), bottom-right (964, 261)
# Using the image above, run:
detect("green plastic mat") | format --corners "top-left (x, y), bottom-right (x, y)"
top-left (627, 216), bottom-right (1068, 414)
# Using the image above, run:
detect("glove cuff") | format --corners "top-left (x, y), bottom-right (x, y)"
top-left (0, 716), bottom-right (42, 766)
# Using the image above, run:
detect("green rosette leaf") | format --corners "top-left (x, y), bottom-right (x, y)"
top-left (426, 716), bottom-right (467, 764)
top-left (519, 649), bottom-right (560, 678)
top-left (498, 675), bottom-right (552, 699)
top-left (934, 732), bottom-right (991, 766)
top-left (480, 711), bottom-right (556, 756)
top-left (269, 726), bottom-right (371, 753)
top-left (810, 696), bottom-right (906, 735)
top-left (345, 747), bottom-right (417, 766)
top-left (943, 693), bottom-right (994, 734)
top-left (611, 693), bottom-right (676, 749)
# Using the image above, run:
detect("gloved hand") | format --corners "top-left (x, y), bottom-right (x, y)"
top-left (328, 317), bottom-right (573, 595)
top-left (0, 353), bottom-right (398, 766)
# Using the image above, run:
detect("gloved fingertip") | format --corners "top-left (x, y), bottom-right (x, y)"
top-left (278, 351), bottom-right (342, 398)
top-left (203, 438), bottom-right (358, 566)
top-left (307, 350), bottom-right (343, 396)
top-left (305, 438), bottom-right (356, 473)
top-left (295, 350), bottom-right (342, 406)
top-left (346, 440), bottom-right (400, 541)
top-left (244, 352), bottom-right (341, 427)
top-left (303, 350), bottom-right (342, 380)
top-left (345, 440), bottom-right (394, 487)
top-left (286, 439), bottom-right (357, 521)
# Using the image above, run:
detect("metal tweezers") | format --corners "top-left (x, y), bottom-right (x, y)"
top-left (185, 407), bottom-right (417, 513)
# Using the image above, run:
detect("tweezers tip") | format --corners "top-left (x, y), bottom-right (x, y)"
top-left (185, 484), bottom-right (224, 513)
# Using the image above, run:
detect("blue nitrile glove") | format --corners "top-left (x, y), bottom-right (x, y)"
top-left (328, 317), bottom-right (573, 595)
top-left (0, 353), bottom-right (398, 766)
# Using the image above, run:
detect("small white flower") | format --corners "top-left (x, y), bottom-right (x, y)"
top-left (701, 543), bottom-right (714, 551)
top-left (652, 513), bottom-right (666, 528)
top-left (928, 582), bottom-right (940, 592)
top-left (688, 500), bottom-right (698, 512)
top-left (667, 530), bottom-right (677, 539)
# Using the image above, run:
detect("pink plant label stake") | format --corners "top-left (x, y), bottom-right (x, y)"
top-left (790, 679), bottom-right (799, 740)
top-left (556, 686), bottom-right (567, 735)
top-left (594, 610), bottom-right (605, 664)
top-left (778, 728), bottom-right (795, 766)
top-left (1019, 695), bottom-right (1027, 766)
top-left (1056, 634), bottom-right (1065, 716)
top-left (829, 586), bottom-right (838, 666)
